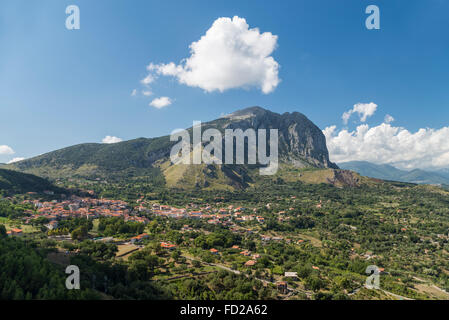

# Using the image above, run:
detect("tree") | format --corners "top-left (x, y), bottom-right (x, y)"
top-left (0, 224), bottom-right (6, 237)
top-left (171, 250), bottom-right (181, 262)
top-left (71, 225), bottom-right (88, 241)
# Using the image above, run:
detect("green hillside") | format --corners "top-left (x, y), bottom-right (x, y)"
top-left (0, 168), bottom-right (62, 195)
top-left (2, 137), bottom-right (172, 183)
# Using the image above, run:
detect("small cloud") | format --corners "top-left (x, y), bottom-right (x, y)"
top-left (0, 145), bottom-right (14, 155)
top-left (384, 114), bottom-right (394, 124)
top-left (150, 96), bottom-right (172, 109)
top-left (141, 74), bottom-right (155, 86)
top-left (142, 90), bottom-right (153, 96)
top-left (7, 157), bottom-right (25, 164)
top-left (171, 128), bottom-right (185, 134)
top-left (102, 136), bottom-right (123, 144)
top-left (131, 89), bottom-right (137, 96)
top-left (342, 111), bottom-right (352, 124)
top-left (342, 102), bottom-right (377, 124)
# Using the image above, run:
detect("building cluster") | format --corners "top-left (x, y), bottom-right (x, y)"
top-left (22, 196), bottom-right (149, 229)
top-left (6, 228), bottom-right (23, 237)
top-left (151, 203), bottom-right (265, 225)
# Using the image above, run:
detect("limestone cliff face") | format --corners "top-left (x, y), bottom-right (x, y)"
top-left (217, 106), bottom-right (338, 169)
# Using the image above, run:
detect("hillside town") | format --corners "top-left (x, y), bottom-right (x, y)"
top-left (3, 192), bottom-right (303, 252)
top-left (17, 194), bottom-right (273, 233)
top-left (22, 195), bottom-right (148, 229)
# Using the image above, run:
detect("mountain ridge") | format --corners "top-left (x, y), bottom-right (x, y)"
top-left (338, 161), bottom-right (449, 185)
top-left (2, 106), bottom-right (338, 189)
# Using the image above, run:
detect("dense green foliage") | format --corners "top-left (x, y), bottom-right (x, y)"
top-left (0, 200), bottom-right (28, 219)
top-left (58, 217), bottom-right (93, 232)
top-left (69, 253), bottom-right (171, 299)
top-left (78, 240), bottom-right (118, 260)
top-left (0, 236), bottom-right (98, 299)
top-left (166, 270), bottom-right (276, 299)
top-left (0, 169), bottom-right (62, 195)
top-left (98, 217), bottom-right (145, 237)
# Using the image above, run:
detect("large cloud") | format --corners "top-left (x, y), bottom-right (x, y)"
top-left (146, 16), bottom-right (280, 94)
top-left (324, 123), bottom-right (449, 170)
top-left (0, 145), bottom-right (14, 155)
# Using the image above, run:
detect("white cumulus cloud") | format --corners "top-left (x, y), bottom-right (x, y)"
top-left (146, 16), bottom-right (280, 94)
top-left (7, 157), bottom-right (25, 164)
top-left (102, 136), bottom-right (123, 144)
top-left (342, 102), bottom-right (378, 124)
top-left (0, 145), bottom-right (14, 155)
top-left (324, 122), bottom-right (449, 170)
top-left (149, 96), bottom-right (172, 109)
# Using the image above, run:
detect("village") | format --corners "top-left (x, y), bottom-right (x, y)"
top-left (11, 193), bottom-right (281, 242)
top-left (2, 191), bottom-right (408, 298)
top-left (5, 193), bottom-right (332, 255)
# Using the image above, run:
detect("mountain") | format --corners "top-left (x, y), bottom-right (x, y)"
top-left (2, 106), bottom-right (339, 189)
top-left (337, 161), bottom-right (405, 181)
top-left (0, 168), bottom-right (63, 194)
top-left (435, 168), bottom-right (449, 180)
top-left (338, 161), bottom-right (449, 185)
top-left (220, 107), bottom-right (337, 169)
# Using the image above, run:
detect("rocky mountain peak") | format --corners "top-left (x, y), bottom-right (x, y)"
top-left (216, 106), bottom-right (337, 169)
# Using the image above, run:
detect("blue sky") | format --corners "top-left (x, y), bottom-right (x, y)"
top-left (1, 0), bottom-right (449, 169)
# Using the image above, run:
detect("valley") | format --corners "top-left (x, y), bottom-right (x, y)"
top-left (2, 168), bottom-right (449, 300)
top-left (1, 107), bottom-right (449, 300)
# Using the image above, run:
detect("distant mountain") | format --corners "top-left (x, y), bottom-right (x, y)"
top-left (435, 168), bottom-right (449, 180)
top-left (2, 106), bottom-right (339, 189)
top-left (0, 168), bottom-right (62, 194)
top-left (338, 161), bottom-right (449, 185)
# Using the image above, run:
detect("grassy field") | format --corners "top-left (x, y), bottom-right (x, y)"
top-left (0, 217), bottom-right (9, 224)
top-left (2, 219), bottom-right (40, 233)
top-left (91, 218), bottom-right (100, 233)
top-left (116, 244), bottom-right (140, 259)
